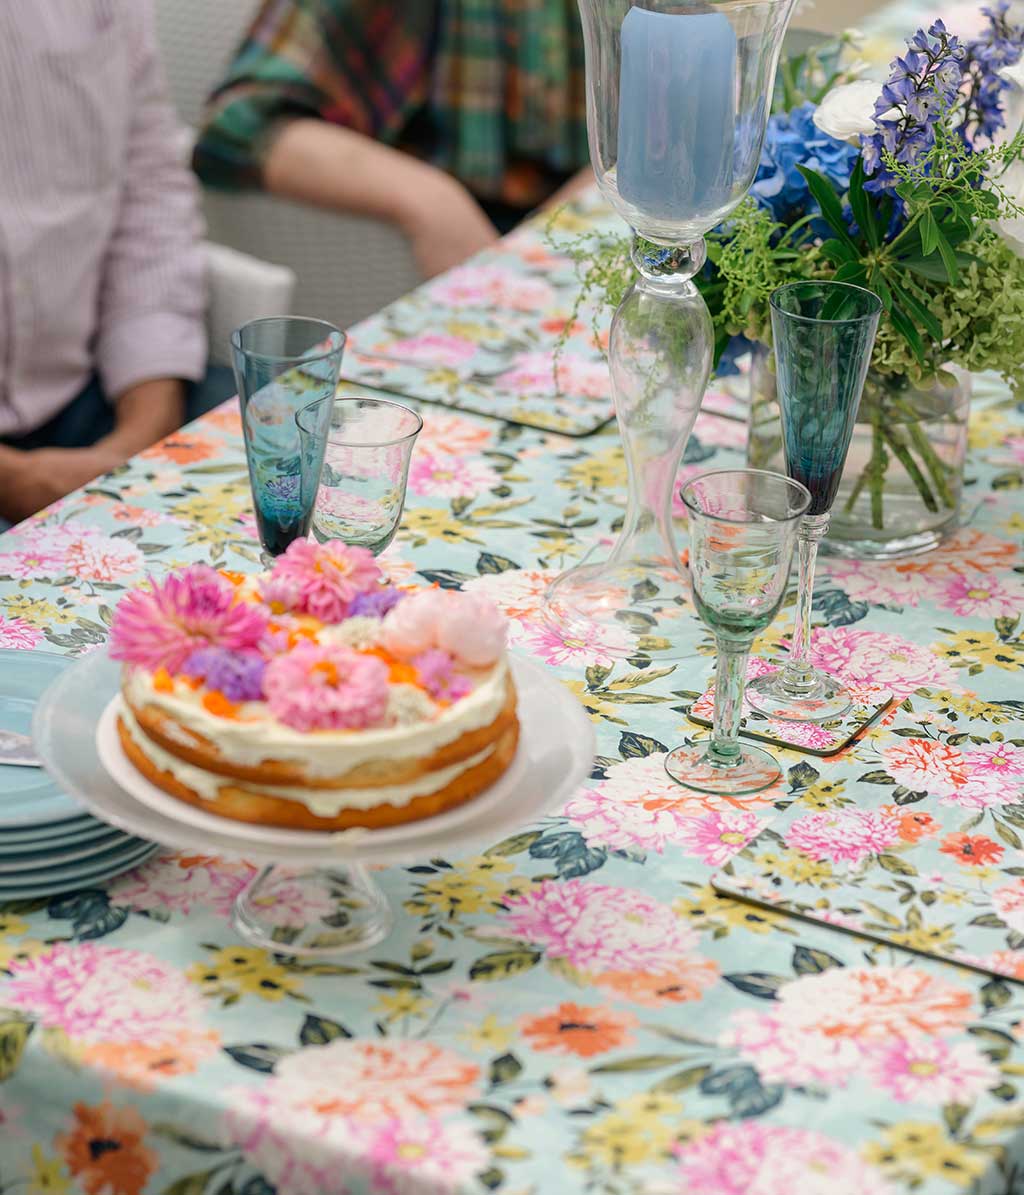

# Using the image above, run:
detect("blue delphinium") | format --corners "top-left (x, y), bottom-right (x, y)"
top-left (962, 2), bottom-right (1024, 143)
top-left (861, 21), bottom-right (966, 191)
top-left (750, 102), bottom-right (860, 223)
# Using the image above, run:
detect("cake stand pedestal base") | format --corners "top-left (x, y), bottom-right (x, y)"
top-left (232, 863), bottom-right (393, 956)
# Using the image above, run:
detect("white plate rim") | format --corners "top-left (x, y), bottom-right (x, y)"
top-left (40, 652), bottom-right (595, 866)
top-left (97, 694), bottom-right (535, 852)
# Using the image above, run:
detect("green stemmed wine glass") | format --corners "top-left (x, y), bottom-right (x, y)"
top-left (746, 281), bottom-right (882, 723)
top-left (665, 469), bottom-right (810, 795)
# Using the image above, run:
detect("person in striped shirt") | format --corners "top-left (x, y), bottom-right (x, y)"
top-left (0, 1), bottom-right (222, 525)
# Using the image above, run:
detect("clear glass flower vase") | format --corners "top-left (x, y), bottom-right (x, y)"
top-left (747, 345), bottom-right (970, 558)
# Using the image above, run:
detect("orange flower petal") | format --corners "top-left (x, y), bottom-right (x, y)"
top-left (202, 691), bottom-right (240, 719)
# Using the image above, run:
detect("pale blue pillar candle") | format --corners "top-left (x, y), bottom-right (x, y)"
top-left (616, 8), bottom-right (737, 222)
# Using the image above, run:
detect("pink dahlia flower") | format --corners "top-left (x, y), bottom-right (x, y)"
top-left (264, 641), bottom-right (389, 731)
top-left (109, 566), bottom-right (268, 673)
top-left (412, 649), bottom-right (472, 702)
top-left (263, 540), bottom-right (382, 623)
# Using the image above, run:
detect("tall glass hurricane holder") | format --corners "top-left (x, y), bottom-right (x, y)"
top-left (544, 0), bottom-right (797, 662)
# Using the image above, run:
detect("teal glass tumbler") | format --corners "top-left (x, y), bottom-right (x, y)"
top-left (746, 282), bottom-right (882, 723)
top-left (231, 317), bottom-right (345, 564)
top-left (665, 469), bottom-right (810, 795)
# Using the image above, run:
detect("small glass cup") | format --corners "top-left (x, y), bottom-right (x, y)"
top-left (665, 469), bottom-right (811, 795)
top-left (298, 397), bottom-right (422, 556)
top-left (231, 317), bottom-right (345, 564)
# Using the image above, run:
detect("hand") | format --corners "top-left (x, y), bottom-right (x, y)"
top-left (0, 444), bottom-right (125, 524)
top-left (400, 175), bottom-right (499, 279)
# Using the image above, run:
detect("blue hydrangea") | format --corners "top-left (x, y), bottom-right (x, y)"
top-left (750, 102), bottom-right (860, 224)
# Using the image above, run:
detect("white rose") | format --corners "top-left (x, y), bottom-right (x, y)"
top-left (1001, 57), bottom-right (1024, 93)
top-left (999, 58), bottom-right (1024, 143)
top-left (813, 80), bottom-right (882, 142)
top-left (995, 158), bottom-right (1024, 255)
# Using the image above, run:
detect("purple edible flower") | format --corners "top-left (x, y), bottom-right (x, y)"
top-left (349, 585), bottom-right (405, 619)
top-left (182, 647), bottom-right (267, 702)
top-left (412, 649), bottom-right (472, 703)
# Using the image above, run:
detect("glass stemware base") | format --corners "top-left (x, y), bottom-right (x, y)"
top-left (232, 863), bottom-right (393, 956)
top-left (664, 740), bottom-right (781, 795)
top-left (746, 667), bottom-right (853, 723)
top-left (544, 551), bottom-right (698, 663)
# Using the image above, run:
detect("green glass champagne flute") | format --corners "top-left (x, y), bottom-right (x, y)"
top-left (746, 281), bottom-right (882, 723)
top-left (665, 468), bottom-right (810, 795)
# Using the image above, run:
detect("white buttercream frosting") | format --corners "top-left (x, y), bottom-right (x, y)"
top-left (321, 616), bottom-right (385, 651)
top-left (123, 659), bottom-right (509, 779)
top-left (120, 704), bottom-right (497, 817)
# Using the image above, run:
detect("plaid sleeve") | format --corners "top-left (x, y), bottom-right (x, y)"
top-left (192, 0), bottom-right (435, 190)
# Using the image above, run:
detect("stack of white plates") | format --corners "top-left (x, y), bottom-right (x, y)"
top-left (1, 650), bottom-right (157, 900)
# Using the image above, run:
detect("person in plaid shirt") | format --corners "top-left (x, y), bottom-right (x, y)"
top-left (193, 0), bottom-right (592, 278)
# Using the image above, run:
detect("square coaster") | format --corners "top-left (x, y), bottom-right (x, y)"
top-left (709, 688), bottom-right (1024, 984)
top-left (684, 660), bottom-right (893, 756)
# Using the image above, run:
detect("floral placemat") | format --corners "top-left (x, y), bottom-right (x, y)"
top-left (343, 199), bottom-right (621, 437)
top-left (714, 690), bottom-right (1024, 981)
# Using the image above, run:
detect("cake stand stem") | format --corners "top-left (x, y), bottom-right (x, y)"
top-left (232, 863), bottom-right (393, 957)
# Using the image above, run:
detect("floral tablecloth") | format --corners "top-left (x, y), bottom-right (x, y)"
top-left (2, 221), bottom-right (1024, 1195)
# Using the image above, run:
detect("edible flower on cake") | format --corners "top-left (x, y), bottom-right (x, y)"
top-left (109, 541), bottom-right (509, 736)
top-left (181, 647), bottom-right (266, 701)
top-left (379, 588), bottom-right (508, 667)
top-left (110, 564), bottom-right (269, 673)
top-left (261, 539), bottom-right (382, 623)
top-left (108, 541), bottom-right (518, 830)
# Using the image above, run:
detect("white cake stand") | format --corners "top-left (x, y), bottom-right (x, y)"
top-left (33, 650), bottom-right (595, 956)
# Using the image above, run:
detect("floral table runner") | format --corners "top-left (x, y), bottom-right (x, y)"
top-left (342, 197), bottom-right (622, 437)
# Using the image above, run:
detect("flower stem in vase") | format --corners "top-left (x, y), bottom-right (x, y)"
top-left (869, 411), bottom-right (888, 530)
top-left (882, 424), bottom-right (939, 513)
top-left (894, 397), bottom-right (956, 509)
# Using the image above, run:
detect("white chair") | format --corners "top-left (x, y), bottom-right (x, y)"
top-left (203, 242), bottom-right (296, 366)
top-left (153, 0), bottom-right (421, 332)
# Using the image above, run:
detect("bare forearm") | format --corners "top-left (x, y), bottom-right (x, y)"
top-left (263, 119), bottom-right (499, 277)
top-left (0, 380), bottom-right (184, 523)
top-left (101, 377), bottom-right (186, 458)
top-left (264, 119), bottom-right (444, 230)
